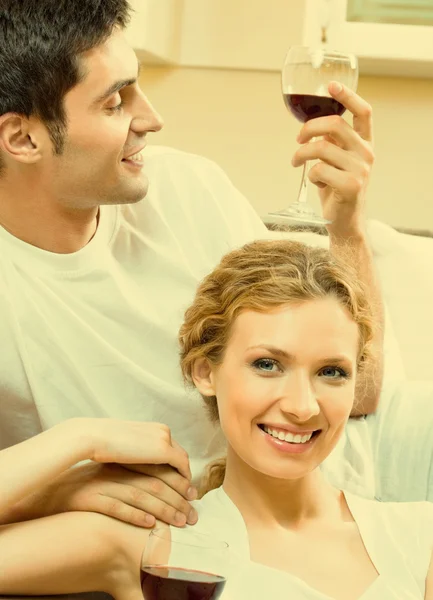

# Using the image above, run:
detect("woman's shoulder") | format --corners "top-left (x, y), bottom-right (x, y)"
top-left (379, 499), bottom-right (433, 550)
top-left (348, 490), bottom-right (432, 533)
top-left (347, 491), bottom-right (433, 589)
top-left (365, 495), bottom-right (431, 526)
top-left (190, 488), bottom-right (250, 559)
top-left (190, 488), bottom-right (236, 532)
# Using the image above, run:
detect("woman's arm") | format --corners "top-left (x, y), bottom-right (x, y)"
top-left (0, 511), bottom-right (149, 600)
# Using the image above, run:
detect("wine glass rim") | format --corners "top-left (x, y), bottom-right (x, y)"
top-left (141, 564), bottom-right (227, 580)
top-left (287, 45), bottom-right (357, 59)
top-left (149, 527), bottom-right (229, 550)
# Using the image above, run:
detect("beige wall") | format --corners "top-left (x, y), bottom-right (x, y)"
top-left (140, 66), bottom-right (433, 230)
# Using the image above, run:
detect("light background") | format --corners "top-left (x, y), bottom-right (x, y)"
top-left (140, 66), bottom-right (432, 230)
top-left (129, 0), bottom-right (433, 230)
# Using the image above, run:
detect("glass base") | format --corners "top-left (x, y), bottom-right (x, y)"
top-left (267, 202), bottom-right (331, 226)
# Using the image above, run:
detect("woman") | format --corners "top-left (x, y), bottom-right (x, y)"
top-left (0, 240), bottom-right (432, 600)
top-left (179, 239), bottom-right (433, 600)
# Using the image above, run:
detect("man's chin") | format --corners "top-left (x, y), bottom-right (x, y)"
top-left (101, 180), bottom-right (149, 206)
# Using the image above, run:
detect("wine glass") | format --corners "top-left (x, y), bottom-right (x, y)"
top-left (267, 45), bottom-right (358, 226)
top-left (141, 527), bottom-right (229, 600)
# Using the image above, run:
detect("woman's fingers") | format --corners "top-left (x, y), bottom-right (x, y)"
top-left (123, 463), bottom-right (197, 502)
top-left (69, 464), bottom-right (198, 528)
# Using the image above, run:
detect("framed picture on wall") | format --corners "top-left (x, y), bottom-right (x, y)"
top-left (302, 0), bottom-right (433, 78)
top-left (347, 0), bottom-right (433, 27)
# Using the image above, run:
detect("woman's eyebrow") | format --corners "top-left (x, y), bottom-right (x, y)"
top-left (246, 345), bottom-right (293, 359)
top-left (247, 345), bottom-right (353, 365)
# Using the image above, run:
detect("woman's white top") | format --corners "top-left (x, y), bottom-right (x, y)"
top-left (188, 487), bottom-right (433, 600)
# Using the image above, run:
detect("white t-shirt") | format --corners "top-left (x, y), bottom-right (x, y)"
top-left (367, 380), bottom-right (433, 503)
top-left (0, 146), bottom-right (268, 478)
top-left (188, 487), bottom-right (433, 600)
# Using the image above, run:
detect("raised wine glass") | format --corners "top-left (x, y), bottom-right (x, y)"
top-left (141, 527), bottom-right (229, 600)
top-left (267, 45), bottom-right (358, 225)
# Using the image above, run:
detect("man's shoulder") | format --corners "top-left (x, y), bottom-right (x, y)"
top-left (135, 145), bottom-right (267, 246)
top-left (143, 145), bottom-right (234, 196)
top-left (144, 145), bottom-right (220, 169)
top-left (144, 146), bottom-right (226, 177)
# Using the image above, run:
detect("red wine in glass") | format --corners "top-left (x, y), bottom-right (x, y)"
top-left (283, 93), bottom-right (346, 123)
top-left (266, 46), bottom-right (358, 225)
top-left (141, 566), bottom-right (226, 600)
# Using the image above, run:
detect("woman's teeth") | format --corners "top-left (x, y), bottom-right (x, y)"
top-left (263, 425), bottom-right (313, 444)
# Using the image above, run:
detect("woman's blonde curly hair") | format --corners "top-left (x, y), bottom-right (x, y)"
top-left (179, 239), bottom-right (374, 497)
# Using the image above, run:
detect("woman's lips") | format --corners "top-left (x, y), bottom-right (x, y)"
top-left (258, 424), bottom-right (321, 454)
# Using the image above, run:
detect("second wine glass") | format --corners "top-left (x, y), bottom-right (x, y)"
top-left (267, 45), bottom-right (358, 226)
top-left (141, 527), bottom-right (229, 600)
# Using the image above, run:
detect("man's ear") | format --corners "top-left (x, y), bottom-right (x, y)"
top-left (0, 113), bottom-right (43, 165)
top-left (191, 357), bottom-right (216, 397)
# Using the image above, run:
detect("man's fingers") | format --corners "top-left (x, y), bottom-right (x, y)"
top-left (308, 161), bottom-right (365, 199)
top-left (328, 81), bottom-right (374, 142)
top-left (297, 115), bottom-right (374, 163)
top-left (169, 439), bottom-right (192, 481)
top-left (292, 138), bottom-right (362, 173)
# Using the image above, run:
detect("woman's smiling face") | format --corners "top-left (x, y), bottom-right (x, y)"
top-left (199, 297), bottom-right (360, 480)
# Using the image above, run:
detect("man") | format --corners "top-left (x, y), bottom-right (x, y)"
top-left (0, 0), bottom-right (381, 528)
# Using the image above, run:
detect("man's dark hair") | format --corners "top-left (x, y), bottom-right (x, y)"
top-left (0, 0), bottom-right (132, 171)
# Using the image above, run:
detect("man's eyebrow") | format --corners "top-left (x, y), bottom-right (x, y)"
top-left (91, 62), bottom-right (142, 106)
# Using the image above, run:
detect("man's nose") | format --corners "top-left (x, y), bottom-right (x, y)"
top-left (132, 93), bottom-right (164, 133)
top-left (278, 371), bottom-right (320, 422)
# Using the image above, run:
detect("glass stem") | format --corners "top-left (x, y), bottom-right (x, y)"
top-left (296, 160), bottom-right (310, 205)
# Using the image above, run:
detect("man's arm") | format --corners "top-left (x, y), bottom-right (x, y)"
top-left (330, 232), bottom-right (384, 415)
top-left (292, 81), bottom-right (382, 415)
top-left (0, 419), bottom-right (196, 530)
top-left (0, 419), bottom-right (90, 515)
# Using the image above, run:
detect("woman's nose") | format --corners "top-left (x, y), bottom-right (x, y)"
top-left (278, 372), bottom-right (320, 422)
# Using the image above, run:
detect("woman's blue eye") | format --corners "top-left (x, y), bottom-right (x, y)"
top-left (320, 366), bottom-right (349, 379)
top-left (252, 358), bottom-right (280, 372)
